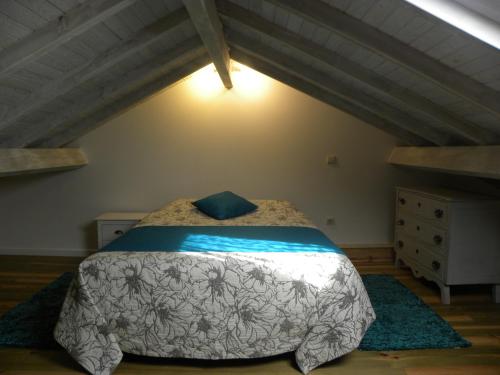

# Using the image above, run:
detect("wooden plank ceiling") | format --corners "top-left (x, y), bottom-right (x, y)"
top-left (0, 0), bottom-right (499, 150)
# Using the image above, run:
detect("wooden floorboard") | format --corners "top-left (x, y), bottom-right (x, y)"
top-left (0, 255), bottom-right (499, 374)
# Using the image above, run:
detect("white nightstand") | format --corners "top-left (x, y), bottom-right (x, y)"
top-left (96, 212), bottom-right (149, 250)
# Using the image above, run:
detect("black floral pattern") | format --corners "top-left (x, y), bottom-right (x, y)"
top-left (54, 200), bottom-right (375, 374)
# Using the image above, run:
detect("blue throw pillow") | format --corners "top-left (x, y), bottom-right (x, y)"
top-left (192, 191), bottom-right (257, 220)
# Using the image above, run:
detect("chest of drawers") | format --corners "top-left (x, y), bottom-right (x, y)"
top-left (394, 186), bottom-right (500, 304)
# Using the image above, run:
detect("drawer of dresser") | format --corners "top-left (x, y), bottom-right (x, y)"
top-left (100, 222), bottom-right (136, 241)
top-left (395, 234), bottom-right (447, 282)
top-left (395, 215), bottom-right (447, 253)
top-left (403, 256), bottom-right (445, 284)
top-left (397, 190), bottom-right (448, 226)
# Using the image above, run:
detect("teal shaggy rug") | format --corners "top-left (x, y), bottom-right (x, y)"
top-left (358, 275), bottom-right (469, 350)
top-left (0, 273), bottom-right (470, 350)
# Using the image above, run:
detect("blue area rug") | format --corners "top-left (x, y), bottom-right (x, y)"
top-left (0, 273), bottom-right (470, 350)
top-left (359, 275), bottom-right (469, 350)
top-left (0, 272), bottom-right (73, 348)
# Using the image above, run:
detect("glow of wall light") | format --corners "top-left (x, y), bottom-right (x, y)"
top-left (405, 0), bottom-right (500, 50)
top-left (188, 61), bottom-right (269, 99)
top-left (188, 63), bottom-right (225, 99)
top-left (231, 61), bottom-right (269, 98)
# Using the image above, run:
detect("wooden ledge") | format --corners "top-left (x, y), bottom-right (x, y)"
top-left (0, 148), bottom-right (88, 177)
top-left (388, 146), bottom-right (500, 180)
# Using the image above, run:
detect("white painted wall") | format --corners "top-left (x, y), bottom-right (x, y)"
top-left (0, 68), bottom-right (440, 256)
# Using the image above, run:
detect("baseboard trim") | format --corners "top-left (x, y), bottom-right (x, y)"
top-left (0, 247), bottom-right (92, 257)
top-left (341, 246), bottom-right (395, 263)
top-left (338, 243), bottom-right (393, 249)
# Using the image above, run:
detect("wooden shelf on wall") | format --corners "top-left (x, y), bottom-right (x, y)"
top-left (0, 148), bottom-right (88, 177)
top-left (388, 146), bottom-right (500, 180)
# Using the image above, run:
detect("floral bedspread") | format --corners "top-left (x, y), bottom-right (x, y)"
top-left (54, 200), bottom-right (375, 374)
top-left (136, 199), bottom-right (315, 228)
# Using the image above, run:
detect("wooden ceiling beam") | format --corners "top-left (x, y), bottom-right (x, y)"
top-left (8, 38), bottom-right (205, 148)
top-left (230, 47), bottom-right (429, 146)
top-left (0, 0), bottom-right (137, 81)
top-left (183, 0), bottom-right (232, 88)
top-left (218, 0), bottom-right (499, 145)
top-left (388, 146), bottom-right (500, 180)
top-left (38, 54), bottom-right (211, 148)
top-left (228, 32), bottom-right (453, 146)
top-left (0, 8), bottom-right (190, 145)
top-left (0, 148), bottom-right (87, 177)
top-left (32, 50), bottom-right (210, 148)
top-left (268, 0), bottom-right (500, 120)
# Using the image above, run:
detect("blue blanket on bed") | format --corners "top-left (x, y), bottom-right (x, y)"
top-left (101, 226), bottom-right (344, 254)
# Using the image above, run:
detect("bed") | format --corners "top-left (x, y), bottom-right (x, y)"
top-left (54, 199), bottom-right (375, 374)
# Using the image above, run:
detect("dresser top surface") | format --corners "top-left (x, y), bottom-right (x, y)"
top-left (397, 186), bottom-right (499, 202)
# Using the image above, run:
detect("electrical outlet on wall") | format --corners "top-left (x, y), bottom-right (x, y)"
top-left (326, 217), bottom-right (335, 226)
top-left (326, 154), bottom-right (338, 166)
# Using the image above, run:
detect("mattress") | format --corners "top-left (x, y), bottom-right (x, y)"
top-left (54, 199), bottom-right (375, 374)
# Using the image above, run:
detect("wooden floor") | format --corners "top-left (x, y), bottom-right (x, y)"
top-left (1, 254), bottom-right (499, 375)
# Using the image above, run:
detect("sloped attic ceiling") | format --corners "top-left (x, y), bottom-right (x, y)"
top-left (0, 0), bottom-right (500, 150)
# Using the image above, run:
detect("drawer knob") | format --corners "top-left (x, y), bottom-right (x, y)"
top-left (432, 261), bottom-right (441, 271)
top-left (433, 235), bottom-right (443, 245)
top-left (415, 248), bottom-right (419, 254)
top-left (416, 225), bottom-right (420, 231)
top-left (417, 202), bottom-right (422, 208)
top-left (114, 230), bottom-right (124, 235)
top-left (434, 209), bottom-right (444, 218)
top-left (397, 240), bottom-right (404, 248)
top-left (397, 219), bottom-right (405, 226)
top-left (399, 198), bottom-right (406, 205)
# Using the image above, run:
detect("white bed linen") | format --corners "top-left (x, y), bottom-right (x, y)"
top-left (54, 199), bottom-right (375, 374)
